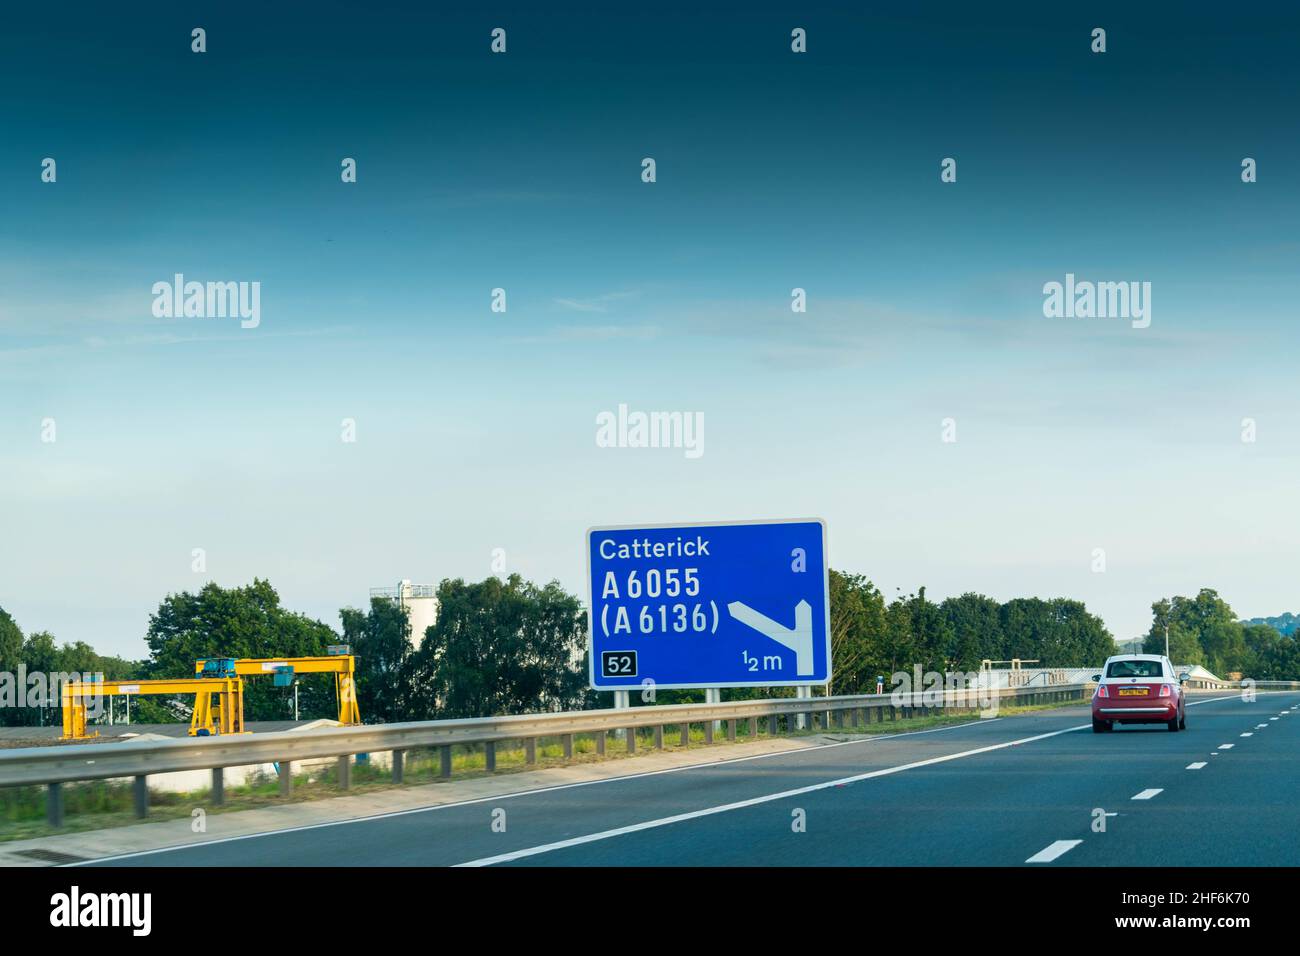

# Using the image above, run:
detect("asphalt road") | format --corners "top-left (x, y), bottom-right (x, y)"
top-left (86, 690), bottom-right (1300, 867)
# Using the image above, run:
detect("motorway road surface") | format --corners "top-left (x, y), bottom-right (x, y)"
top-left (83, 690), bottom-right (1300, 867)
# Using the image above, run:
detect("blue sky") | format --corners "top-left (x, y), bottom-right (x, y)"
top-left (3, 2), bottom-right (1300, 657)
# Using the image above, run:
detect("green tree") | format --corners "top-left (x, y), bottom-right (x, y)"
top-left (1254, 633), bottom-right (1300, 680)
top-left (406, 575), bottom-right (588, 719)
top-left (144, 579), bottom-right (340, 722)
top-left (884, 587), bottom-right (953, 675)
top-left (0, 631), bottom-right (55, 727)
top-left (999, 597), bottom-right (1113, 666)
top-left (340, 597), bottom-right (414, 724)
top-left (1146, 590), bottom-right (1244, 674)
top-left (1241, 624), bottom-right (1282, 677)
top-left (827, 570), bottom-right (888, 695)
top-left (940, 593), bottom-right (1004, 668)
top-left (0, 628), bottom-right (139, 727)
top-left (0, 605), bottom-right (23, 674)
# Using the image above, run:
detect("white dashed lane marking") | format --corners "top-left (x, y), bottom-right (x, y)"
top-left (1240, 732), bottom-right (1253, 737)
top-left (1132, 789), bottom-right (1163, 800)
top-left (1219, 743), bottom-right (1235, 749)
top-left (1186, 762), bottom-right (1207, 770)
top-left (1026, 840), bottom-right (1082, 864)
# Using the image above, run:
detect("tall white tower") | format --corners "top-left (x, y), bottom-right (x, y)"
top-left (370, 579), bottom-right (439, 649)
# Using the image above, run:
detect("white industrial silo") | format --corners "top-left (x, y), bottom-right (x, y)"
top-left (369, 579), bottom-right (439, 649)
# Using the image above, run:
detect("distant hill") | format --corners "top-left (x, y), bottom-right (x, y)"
top-left (1242, 613), bottom-right (1300, 637)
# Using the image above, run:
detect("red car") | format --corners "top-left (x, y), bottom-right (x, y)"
top-left (1092, 654), bottom-right (1188, 733)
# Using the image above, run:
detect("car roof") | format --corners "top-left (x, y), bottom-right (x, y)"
top-left (1104, 654), bottom-right (1167, 662)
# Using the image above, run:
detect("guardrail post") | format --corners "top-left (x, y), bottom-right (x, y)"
top-left (768, 714), bottom-right (778, 735)
top-left (392, 749), bottom-right (404, 784)
top-left (654, 725), bottom-right (664, 749)
top-left (727, 719), bottom-right (737, 742)
top-left (279, 761), bottom-right (293, 797)
top-left (47, 782), bottom-right (64, 828)
top-left (562, 734), bottom-right (574, 759)
top-left (440, 745), bottom-right (452, 778)
top-left (704, 720), bottom-right (714, 744)
top-left (626, 727), bottom-right (637, 753)
top-left (133, 775), bottom-right (149, 818)
top-left (748, 716), bottom-right (757, 737)
top-left (680, 723), bottom-right (690, 747)
top-left (595, 732), bottom-right (606, 756)
top-left (337, 755), bottom-right (351, 789)
top-left (211, 767), bottom-right (225, 805)
top-left (485, 741), bottom-right (497, 772)
top-left (525, 738), bottom-right (537, 765)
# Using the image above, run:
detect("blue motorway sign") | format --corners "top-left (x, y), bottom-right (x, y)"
top-left (586, 519), bottom-right (831, 690)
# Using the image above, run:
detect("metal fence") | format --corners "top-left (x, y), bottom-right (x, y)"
top-left (1, 683), bottom-right (1090, 827)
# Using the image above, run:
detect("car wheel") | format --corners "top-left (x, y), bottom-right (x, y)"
top-left (1179, 712), bottom-right (1186, 730)
top-left (1167, 715), bottom-right (1180, 732)
top-left (1092, 718), bottom-right (1107, 733)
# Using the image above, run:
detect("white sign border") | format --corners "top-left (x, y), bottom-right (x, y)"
top-left (585, 517), bottom-right (832, 691)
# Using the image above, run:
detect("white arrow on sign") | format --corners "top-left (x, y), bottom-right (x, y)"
top-left (727, 599), bottom-right (814, 677)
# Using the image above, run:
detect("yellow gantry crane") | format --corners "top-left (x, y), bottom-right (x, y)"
top-left (193, 655), bottom-right (361, 725)
top-left (61, 677), bottom-right (246, 740)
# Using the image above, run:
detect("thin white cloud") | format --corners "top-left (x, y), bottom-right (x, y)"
top-left (552, 290), bottom-right (641, 313)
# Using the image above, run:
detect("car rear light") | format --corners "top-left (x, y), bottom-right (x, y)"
top-left (1159, 684), bottom-right (1172, 697)
top-left (1096, 684), bottom-right (1109, 698)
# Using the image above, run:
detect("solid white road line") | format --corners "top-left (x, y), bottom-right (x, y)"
top-left (1186, 762), bottom-right (1207, 770)
top-left (70, 716), bottom-right (1005, 866)
top-left (1026, 840), bottom-right (1083, 864)
top-left (454, 722), bottom-right (1093, 866)
top-left (1132, 789), bottom-right (1163, 800)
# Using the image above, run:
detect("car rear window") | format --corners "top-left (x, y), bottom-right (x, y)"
top-left (1106, 660), bottom-right (1164, 678)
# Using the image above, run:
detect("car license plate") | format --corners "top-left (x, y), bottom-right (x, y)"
top-left (1118, 687), bottom-right (1146, 696)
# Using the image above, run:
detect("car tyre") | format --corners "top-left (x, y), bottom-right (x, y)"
top-left (1092, 718), bottom-right (1109, 733)
top-left (1167, 715), bottom-right (1180, 732)
top-left (1179, 712), bottom-right (1186, 730)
